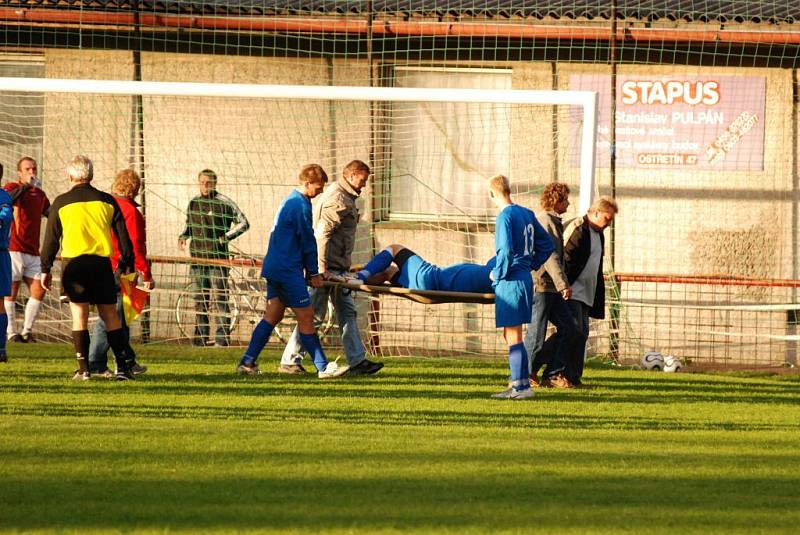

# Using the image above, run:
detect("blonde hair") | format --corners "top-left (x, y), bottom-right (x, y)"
top-left (299, 163), bottom-right (328, 185)
top-left (540, 182), bottom-right (570, 211)
top-left (590, 195), bottom-right (619, 215)
top-left (66, 155), bottom-right (93, 183)
top-left (112, 169), bottom-right (141, 197)
top-left (487, 174), bottom-right (511, 196)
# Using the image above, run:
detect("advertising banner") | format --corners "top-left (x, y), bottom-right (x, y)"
top-left (569, 75), bottom-right (766, 170)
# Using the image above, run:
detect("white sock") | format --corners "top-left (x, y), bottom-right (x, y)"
top-left (22, 297), bottom-right (42, 334)
top-left (3, 300), bottom-right (15, 336)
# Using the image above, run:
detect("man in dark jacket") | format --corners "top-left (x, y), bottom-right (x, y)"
top-left (562, 195), bottom-right (618, 386)
top-left (178, 169), bottom-right (249, 346)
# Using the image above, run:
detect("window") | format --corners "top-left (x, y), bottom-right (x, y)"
top-left (388, 67), bottom-right (512, 222)
top-left (0, 55), bottom-right (45, 176)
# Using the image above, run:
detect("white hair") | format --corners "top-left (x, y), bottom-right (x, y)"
top-left (67, 155), bottom-right (93, 183)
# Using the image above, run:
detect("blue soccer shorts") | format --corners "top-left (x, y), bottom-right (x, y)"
top-left (266, 274), bottom-right (312, 308)
top-left (494, 277), bottom-right (533, 328)
top-left (0, 250), bottom-right (10, 297)
top-left (396, 253), bottom-right (439, 291)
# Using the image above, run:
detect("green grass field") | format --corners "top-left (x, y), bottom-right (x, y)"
top-left (1, 344), bottom-right (798, 534)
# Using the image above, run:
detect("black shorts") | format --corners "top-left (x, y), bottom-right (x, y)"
top-left (61, 255), bottom-right (117, 305)
top-left (389, 247), bottom-right (416, 286)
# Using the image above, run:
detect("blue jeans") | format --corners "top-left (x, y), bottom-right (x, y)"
top-left (523, 291), bottom-right (578, 380)
top-left (281, 275), bottom-right (366, 367)
top-left (88, 293), bottom-right (136, 373)
top-left (565, 300), bottom-right (591, 383)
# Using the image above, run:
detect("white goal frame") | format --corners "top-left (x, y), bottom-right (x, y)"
top-left (0, 77), bottom-right (598, 213)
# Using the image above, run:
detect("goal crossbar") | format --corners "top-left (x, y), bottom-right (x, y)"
top-left (0, 77), bottom-right (599, 212)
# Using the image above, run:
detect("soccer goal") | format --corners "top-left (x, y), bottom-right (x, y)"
top-left (0, 76), bottom-right (598, 355)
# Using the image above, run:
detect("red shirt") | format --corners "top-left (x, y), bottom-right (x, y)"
top-left (2, 182), bottom-right (50, 256)
top-left (111, 196), bottom-right (152, 281)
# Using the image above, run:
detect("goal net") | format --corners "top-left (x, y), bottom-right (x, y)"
top-left (0, 75), bottom-right (598, 358)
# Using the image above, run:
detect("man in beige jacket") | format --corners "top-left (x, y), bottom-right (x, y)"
top-left (279, 160), bottom-right (384, 375)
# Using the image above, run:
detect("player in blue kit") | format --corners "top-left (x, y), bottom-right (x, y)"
top-left (487, 174), bottom-right (554, 400)
top-left (0, 164), bottom-right (13, 362)
top-left (346, 243), bottom-right (495, 293)
top-left (236, 164), bottom-right (348, 379)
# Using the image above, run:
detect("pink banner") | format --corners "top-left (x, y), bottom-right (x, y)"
top-left (569, 75), bottom-right (766, 170)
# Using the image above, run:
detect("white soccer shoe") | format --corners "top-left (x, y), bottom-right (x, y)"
top-left (491, 387), bottom-right (534, 400)
top-left (318, 360), bottom-right (350, 379)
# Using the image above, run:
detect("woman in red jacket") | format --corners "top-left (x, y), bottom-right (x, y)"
top-left (87, 169), bottom-right (154, 378)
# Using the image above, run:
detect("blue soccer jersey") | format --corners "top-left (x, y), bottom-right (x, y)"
top-left (0, 189), bottom-right (12, 250)
top-left (492, 204), bottom-right (553, 327)
top-left (0, 190), bottom-right (13, 297)
top-left (261, 189), bottom-right (319, 283)
top-left (437, 261), bottom-right (494, 293)
top-left (491, 204), bottom-right (554, 282)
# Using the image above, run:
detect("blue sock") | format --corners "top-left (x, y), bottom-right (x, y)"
top-left (0, 313), bottom-right (6, 355)
top-left (298, 332), bottom-right (328, 371)
top-left (508, 342), bottom-right (530, 391)
top-left (357, 249), bottom-right (394, 281)
top-left (241, 320), bottom-right (274, 365)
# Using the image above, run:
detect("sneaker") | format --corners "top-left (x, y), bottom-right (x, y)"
top-left (20, 332), bottom-right (33, 343)
top-left (236, 361), bottom-right (262, 375)
top-left (8, 333), bottom-right (24, 343)
top-left (93, 369), bottom-right (115, 379)
top-left (72, 370), bottom-right (91, 381)
top-left (348, 359), bottom-right (384, 376)
top-left (543, 374), bottom-right (574, 389)
top-left (492, 387), bottom-right (534, 400)
top-left (130, 362), bottom-right (148, 375)
top-left (114, 368), bottom-right (135, 381)
top-left (0, 353), bottom-right (7, 363)
top-left (277, 363), bottom-right (308, 374)
top-left (318, 360), bottom-right (349, 379)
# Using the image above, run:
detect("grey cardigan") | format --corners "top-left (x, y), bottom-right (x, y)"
top-left (533, 210), bottom-right (569, 293)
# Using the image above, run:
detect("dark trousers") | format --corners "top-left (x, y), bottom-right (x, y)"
top-left (565, 299), bottom-right (591, 382)
top-left (191, 264), bottom-right (230, 346)
top-left (87, 293), bottom-right (135, 372)
top-left (529, 292), bottom-right (579, 380)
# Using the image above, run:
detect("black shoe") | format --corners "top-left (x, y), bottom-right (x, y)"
top-left (348, 359), bottom-right (384, 376)
top-left (0, 353), bottom-right (7, 363)
top-left (20, 332), bottom-right (33, 343)
top-left (130, 362), bottom-right (148, 375)
top-left (114, 368), bottom-right (135, 381)
top-left (8, 333), bottom-right (25, 343)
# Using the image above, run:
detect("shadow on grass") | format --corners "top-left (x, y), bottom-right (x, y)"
top-left (3, 366), bottom-right (799, 407)
top-left (2, 397), bottom-right (798, 432)
top-left (1, 467), bottom-right (798, 533)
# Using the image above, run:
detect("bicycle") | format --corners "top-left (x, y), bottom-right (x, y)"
top-left (175, 259), bottom-right (336, 345)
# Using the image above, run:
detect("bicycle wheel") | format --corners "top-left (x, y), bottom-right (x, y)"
top-left (175, 282), bottom-right (239, 344)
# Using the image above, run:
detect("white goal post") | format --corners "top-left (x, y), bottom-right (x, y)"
top-left (0, 77), bottom-right (599, 213)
